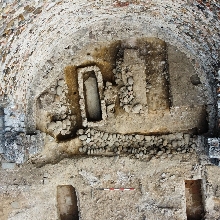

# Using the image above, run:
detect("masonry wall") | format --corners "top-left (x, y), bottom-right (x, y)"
top-left (0, 0), bottom-right (219, 163)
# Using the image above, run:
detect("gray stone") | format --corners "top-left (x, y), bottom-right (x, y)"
top-left (172, 141), bottom-right (177, 148)
top-left (145, 136), bottom-right (151, 142)
top-left (127, 86), bottom-right (133, 91)
top-left (106, 81), bottom-right (112, 87)
top-left (102, 133), bottom-right (108, 140)
top-left (170, 175), bottom-right (175, 180)
top-left (108, 134), bottom-right (112, 140)
top-left (2, 162), bottom-right (16, 169)
top-left (127, 76), bottom-right (134, 85)
top-left (177, 140), bottom-right (182, 147)
top-left (58, 79), bottom-right (65, 86)
top-left (0, 146), bottom-right (4, 154)
top-left (128, 135), bottom-right (133, 140)
top-left (107, 104), bottom-right (115, 112)
top-left (132, 104), bottom-right (142, 113)
top-left (79, 135), bottom-right (87, 141)
top-left (86, 138), bottom-right (91, 143)
top-left (5, 127), bottom-right (11, 131)
top-left (115, 142), bottom-right (119, 147)
top-left (85, 128), bottom-right (90, 134)
top-left (191, 143), bottom-right (196, 149)
top-left (166, 149), bottom-right (171, 154)
top-left (78, 129), bottom-right (84, 135)
top-left (56, 121), bottom-right (62, 127)
top-left (161, 173), bottom-right (166, 178)
top-left (56, 86), bottom-right (63, 95)
top-left (90, 129), bottom-right (95, 135)
top-left (123, 104), bottom-right (131, 112)
top-left (112, 134), bottom-right (117, 139)
top-left (163, 139), bottom-right (168, 146)
top-left (11, 201), bottom-right (19, 209)
top-left (175, 133), bottom-right (183, 140)
top-left (61, 130), bottom-right (67, 135)
top-left (184, 134), bottom-right (190, 145)
top-left (4, 118), bottom-right (14, 127)
top-left (157, 151), bottom-right (163, 156)
top-left (135, 134), bottom-right (140, 140)
top-left (123, 97), bottom-right (128, 103)
top-left (62, 121), bottom-right (67, 129)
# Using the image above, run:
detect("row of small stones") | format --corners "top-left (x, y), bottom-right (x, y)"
top-left (78, 129), bottom-right (197, 158)
top-left (79, 144), bottom-right (196, 158)
top-left (78, 128), bottom-right (194, 146)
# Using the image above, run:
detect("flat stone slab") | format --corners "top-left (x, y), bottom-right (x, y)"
top-left (1, 162), bottom-right (16, 170)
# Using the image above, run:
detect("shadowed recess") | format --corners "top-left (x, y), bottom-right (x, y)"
top-left (57, 185), bottom-right (79, 220)
top-left (185, 180), bottom-right (204, 220)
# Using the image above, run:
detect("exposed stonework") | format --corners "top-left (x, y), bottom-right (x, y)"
top-left (0, 0), bottom-right (220, 219)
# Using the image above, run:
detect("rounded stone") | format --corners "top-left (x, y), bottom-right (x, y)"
top-left (79, 135), bottom-right (87, 141)
top-left (172, 141), bottom-right (178, 148)
top-left (132, 104), bottom-right (142, 113)
top-left (163, 139), bottom-right (168, 146)
top-left (127, 76), bottom-right (134, 85)
top-left (157, 151), bottom-right (163, 156)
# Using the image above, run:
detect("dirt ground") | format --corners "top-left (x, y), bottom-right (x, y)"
top-left (0, 149), bottom-right (220, 220)
top-left (0, 141), bottom-right (218, 220)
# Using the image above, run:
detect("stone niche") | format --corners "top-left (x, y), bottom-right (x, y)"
top-left (77, 66), bottom-right (107, 127)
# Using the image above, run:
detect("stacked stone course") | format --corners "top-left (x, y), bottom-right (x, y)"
top-left (78, 128), bottom-right (198, 159)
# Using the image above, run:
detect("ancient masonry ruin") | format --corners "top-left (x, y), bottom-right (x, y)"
top-left (0, 0), bottom-right (220, 220)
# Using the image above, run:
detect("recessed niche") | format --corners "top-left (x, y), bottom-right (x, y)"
top-left (185, 180), bottom-right (204, 220)
top-left (84, 71), bottom-right (102, 121)
top-left (77, 65), bottom-right (106, 127)
top-left (57, 185), bottom-right (79, 220)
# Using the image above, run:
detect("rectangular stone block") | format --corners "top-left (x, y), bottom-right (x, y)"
top-left (1, 162), bottom-right (16, 169)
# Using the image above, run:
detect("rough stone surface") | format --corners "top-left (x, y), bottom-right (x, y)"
top-left (0, 0), bottom-right (220, 219)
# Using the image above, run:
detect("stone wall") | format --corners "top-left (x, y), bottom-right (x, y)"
top-left (1, 1), bottom-right (220, 219)
top-left (0, 0), bottom-right (219, 162)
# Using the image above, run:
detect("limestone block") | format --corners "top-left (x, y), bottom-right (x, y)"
top-left (132, 104), bottom-right (142, 113)
top-left (2, 162), bottom-right (16, 169)
top-left (56, 86), bottom-right (63, 96)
